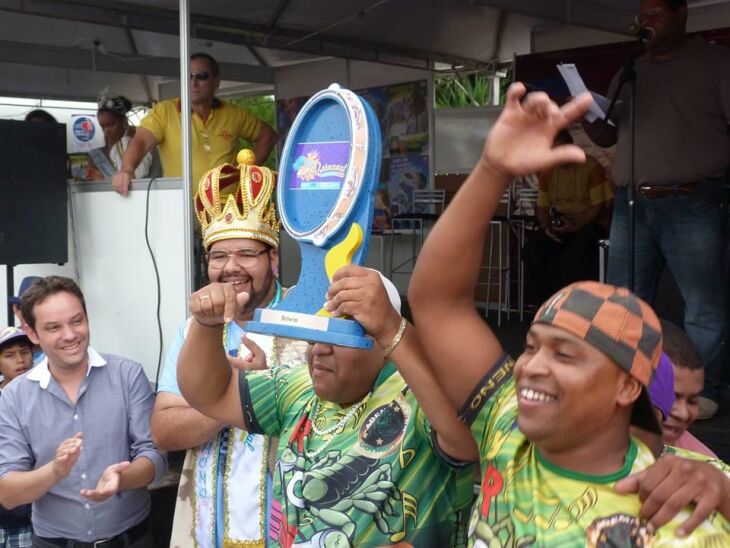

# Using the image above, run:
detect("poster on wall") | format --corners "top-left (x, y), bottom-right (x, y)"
top-left (69, 113), bottom-right (104, 153)
top-left (388, 153), bottom-right (429, 217)
top-left (385, 80), bottom-right (428, 156)
top-left (355, 85), bottom-right (389, 158)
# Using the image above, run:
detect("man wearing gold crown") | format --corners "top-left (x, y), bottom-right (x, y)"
top-left (151, 150), bottom-right (306, 548)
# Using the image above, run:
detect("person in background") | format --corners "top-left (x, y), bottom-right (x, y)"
top-left (112, 52), bottom-right (277, 197)
top-left (0, 328), bottom-right (34, 547)
top-left (523, 130), bottom-right (613, 305)
top-left (583, 0), bottom-right (730, 419)
top-left (90, 93), bottom-right (154, 181)
top-left (660, 320), bottom-right (717, 457)
top-left (24, 110), bottom-right (57, 124)
top-left (0, 328), bottom-right (33, 391)
top-left (8, 276), bottom-right (44, 363)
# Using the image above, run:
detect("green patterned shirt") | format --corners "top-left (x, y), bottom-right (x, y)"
top-left (239, 363), bottom-right (474, 547)
top-left (463, 355), bottom-right (730, 547)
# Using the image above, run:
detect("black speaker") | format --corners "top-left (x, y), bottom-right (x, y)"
top-left (0, 120), bottom-right (68, 265)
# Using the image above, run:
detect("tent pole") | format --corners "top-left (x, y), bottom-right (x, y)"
top-left (179, 0), bottom-right (194, 301)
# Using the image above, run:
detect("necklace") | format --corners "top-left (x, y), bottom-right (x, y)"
top-left (304, 396), bottom-right (368, 459)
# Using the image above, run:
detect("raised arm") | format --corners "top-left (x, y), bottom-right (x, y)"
top-left (408, 84), bottom-right (592, 408)
top-left (326, 266), bottom-right (479, 462)
top-left (177, 283), bottom-right (250, 429)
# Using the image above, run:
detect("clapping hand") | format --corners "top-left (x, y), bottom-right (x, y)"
top-left (81, 461), bottom-right (131, 502)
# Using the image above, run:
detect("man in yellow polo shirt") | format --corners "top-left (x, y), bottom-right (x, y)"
top-left (112, 52), bottom-right (277, 196)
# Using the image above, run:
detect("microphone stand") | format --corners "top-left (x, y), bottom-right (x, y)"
top-left (602, 37), bottom-right (644, 292)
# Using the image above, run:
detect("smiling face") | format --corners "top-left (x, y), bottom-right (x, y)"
top-left (306, 342), bottom-right (385, 406)
top-left (0, 341), bottom-right (33, 382)
top-left (207, 238), bottom-right (278, 319)
top-left (515, 323), bottom-right (642, 453)
top-left (26, 291), bottom-right (90, 372)
top-left (662, 366), bottom-right (703, 444)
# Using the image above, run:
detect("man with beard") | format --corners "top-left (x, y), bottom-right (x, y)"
top-left (176, 266), bottom-right (479, 547)
top-left (151, 150), bottom-right (306, 547)
top-left (0, 277), bottom-right (165, 547)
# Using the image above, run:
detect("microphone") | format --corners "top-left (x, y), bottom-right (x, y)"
top-left (627, 24), bottom-right (655, 42)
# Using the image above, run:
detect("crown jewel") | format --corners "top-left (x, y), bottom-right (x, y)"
top-left (194, 149), bottom-right (280, 249)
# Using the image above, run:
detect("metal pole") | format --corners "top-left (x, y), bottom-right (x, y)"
top-left (179, 0), bottom-right (194, 300)
top-left (6, 265), bottom-right (14, 326)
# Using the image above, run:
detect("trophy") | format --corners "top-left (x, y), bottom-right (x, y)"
top-left (245, 84), bottom-right (382, 348)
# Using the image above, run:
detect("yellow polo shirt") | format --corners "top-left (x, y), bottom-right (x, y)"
top-left (140, 98), bottom-right (262, 194)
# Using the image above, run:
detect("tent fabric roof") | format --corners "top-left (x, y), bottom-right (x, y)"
top-left (0, 0), bottom-right (726, 103)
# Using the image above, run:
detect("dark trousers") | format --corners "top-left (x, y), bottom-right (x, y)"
top-left (607, 182), bottom-right (729, 401)
top-left (32, 531), bottom-right (153, 548)
top-left (523, 222), bottom-right (606, 307)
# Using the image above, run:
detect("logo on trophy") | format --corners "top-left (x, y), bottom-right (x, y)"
top-left (245, 84), bottom-right (382, 348)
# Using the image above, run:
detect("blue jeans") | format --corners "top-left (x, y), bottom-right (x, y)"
top-left (607, 182), bottom-right (729, 401)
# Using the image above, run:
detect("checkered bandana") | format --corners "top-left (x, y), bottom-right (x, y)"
top-left (533, 281), bottom-right (663, 386)
top-left (533, 281), bottom-right (664, 434)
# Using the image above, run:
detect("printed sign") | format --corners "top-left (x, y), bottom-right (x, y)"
top-left (289, 141), bottom-right (350, 191)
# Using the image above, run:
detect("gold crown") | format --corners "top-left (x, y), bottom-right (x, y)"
top-left (195, 149), bottom-right (280, 249)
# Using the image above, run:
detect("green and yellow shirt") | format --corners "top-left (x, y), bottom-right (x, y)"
top-left (464, 356), bottom-right (730, 547)
top-left (239, 363), bottom-right (474, 547)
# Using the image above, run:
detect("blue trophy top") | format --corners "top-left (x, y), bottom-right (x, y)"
top-left (278, 84), bottom-right (372, 247)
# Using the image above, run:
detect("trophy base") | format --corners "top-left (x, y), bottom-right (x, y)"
top-left (246, 308), bottom-right (374, 349)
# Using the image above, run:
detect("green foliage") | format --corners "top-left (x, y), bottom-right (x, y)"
top-left (228, 95), bottom-right (277, 169)
top-left (435, 69), bottom-right (513, 109)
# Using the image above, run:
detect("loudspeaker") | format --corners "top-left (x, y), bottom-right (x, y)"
top-left (0, 120), bottom-right (67, 265)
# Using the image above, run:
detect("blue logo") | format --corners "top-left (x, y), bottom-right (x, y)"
top-left (72, 117), bottom-right (96, 142)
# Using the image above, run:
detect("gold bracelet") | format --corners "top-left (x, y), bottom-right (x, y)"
top-left (384, 317), bottom-right (408, 356)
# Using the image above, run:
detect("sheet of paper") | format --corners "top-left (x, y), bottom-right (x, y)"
top-left (557, 63), bottom-right (614, 125)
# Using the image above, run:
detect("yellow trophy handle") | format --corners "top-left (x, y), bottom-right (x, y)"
top-left (316, 223), bottom-right (364, 317)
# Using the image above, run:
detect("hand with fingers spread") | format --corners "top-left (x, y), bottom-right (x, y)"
top-left (189, 283), bottom-right (250, 327)
top-left (614, 454), bottom-right (730, 536)
top-left (227, 335), bottom-right (267, 371)
top-left (482, 83), bottom-right (593, 177)
top-left (80, 461), bottom-right (131, 502)
top-left (52, 432), bottom-right (83, 480)
top-left (325, 265), bottom-right (402, 347)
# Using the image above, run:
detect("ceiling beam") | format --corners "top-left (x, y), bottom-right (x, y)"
top-left (470, 0), bottom-right (634, 36)
top-left (0, 0), bottom-right (488, 70)
top-left (0, 39), bottom-right (274, 82)
top-left (266, 0), bottom-right (293, 31)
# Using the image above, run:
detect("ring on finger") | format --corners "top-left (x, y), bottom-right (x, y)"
top-left (200, 294), bottom-right (211, 301)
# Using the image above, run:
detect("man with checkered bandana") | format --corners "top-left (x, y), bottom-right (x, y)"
top-left (409, 84), bottom-right (730, 546)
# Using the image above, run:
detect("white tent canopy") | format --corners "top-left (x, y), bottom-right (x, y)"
top-left (1, 0), bottom-right (728, 103)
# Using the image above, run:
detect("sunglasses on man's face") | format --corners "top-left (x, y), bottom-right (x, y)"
top-left (190, 71), bottom-right (211, 81)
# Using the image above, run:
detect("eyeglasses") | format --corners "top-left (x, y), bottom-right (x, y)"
top-left (207, 248), bottom-right (269, 268)
top-left (190, 71), bottom-right (211, 81)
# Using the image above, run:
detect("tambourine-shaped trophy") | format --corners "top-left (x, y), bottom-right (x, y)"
top-left (245, 84), bottom-right (382, 348)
